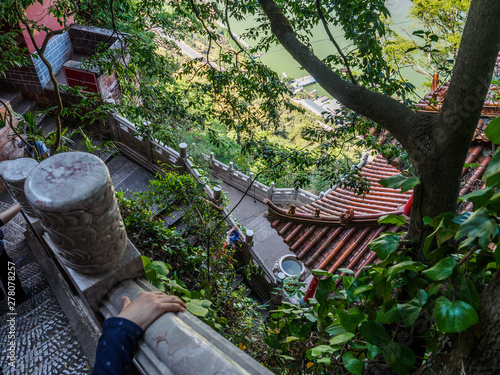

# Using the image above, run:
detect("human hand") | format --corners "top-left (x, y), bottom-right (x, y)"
top-left (117, 291), bottom-right (186, 331)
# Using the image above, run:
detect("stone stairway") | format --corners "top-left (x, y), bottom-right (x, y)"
top-left (0, 188), bottom-right (92, 375)
top-left (0, 114), bottom-right (155, 374)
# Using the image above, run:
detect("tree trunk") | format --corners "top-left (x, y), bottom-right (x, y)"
top-left (415, 273), bottom-right (500, 375)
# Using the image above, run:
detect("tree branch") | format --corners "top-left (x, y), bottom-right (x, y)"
top-left (257, 0), bottom-right (417, 145)
top-left (438, 0), bottom-right (500, 138)
top-left (314, 0), bottom-right (356, 85)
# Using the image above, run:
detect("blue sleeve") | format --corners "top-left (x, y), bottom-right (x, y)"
top-left (91, 317), bottom-right (144, 375)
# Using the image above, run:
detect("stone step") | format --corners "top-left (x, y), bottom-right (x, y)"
top-left (11, 98), bottom-right (37, 117)
top-left (0, 90), bottom-right (23, 108)
top-left (0, 289), bottom-right (91, 374)
top-left (37, 115), bottom-right (57, 134)
top-left (162, 208), bottom-right (185, 228)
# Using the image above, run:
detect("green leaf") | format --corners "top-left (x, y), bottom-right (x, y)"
top-left (373, 273), bottom-right (392, 302)
top-left (195, 182), bottom-right (206, 191)
top-left (359, 321), bottom-right (391, 348)
top-left (455, 208), bottom-right (498, 249)
top-left (368, 233), bottom-right (401, 261)
top-left (382, 341), bottom-right (416, 375)
top-left (378, 214), bottom-right (407, 227)
top-left (329, 332), bottom-right (355, 346)
top-left (459, 187), bottom-right (494, 210)
top-left (325, 324), bottom-right (347, 336)
top-left (366, 342), bottom-right (382, 361)
top-left (142, 255), bottom-right (152, 267)
top-left (151, 279), bottom-right (165, 292)
top-left (456, 276), bottom-right (481, 311)
top-left (422, 257), bottom-right (456, 281)
top-left (312, 269), bottom-right (333, 276)
top-left (286, 336), bottom-right (299, 343)
top-left (484, 116), bottom-right (500, 144)
top-left (353, 284), bottom-right (373, 297)
top-left (311, 345), bottom-right (335, 357)
top-left (337, 268), bottom-right (355, 275)
top-left (149, 261), bottom-right (171, 276)
top-left (484, 148), bottom-right (500, 179)
top-left (339, 308), bottom-right (365, 332)
top-left (397, 289), bottom-right (428, 326)
top-left (185, 299), bottom-right (210, 317)
top-left (376, 299), bottom-right (401, 324)
top-left (378, 174), bottom-right (407, 189)
top-left (342, 352), bottom-right (363, 375)
top-left (433, 297), bottom-right (479, 333)
top-left (401, 176), bottom-right (420, 192)
top-left (386, 261), bottom-right (425, 281)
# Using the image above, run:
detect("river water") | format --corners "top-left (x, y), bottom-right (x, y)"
top-left (229, 0), bottom-right (427, 99)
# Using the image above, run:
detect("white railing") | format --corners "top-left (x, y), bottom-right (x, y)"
top-left (205, 152), bottom-right (320, 205)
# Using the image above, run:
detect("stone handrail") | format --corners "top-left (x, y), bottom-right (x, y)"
top-left (101, 278), bottom-right (273, 375)
top-left (110, 113), bottom-right (278, 295)
top-left (205, 152), bottom-right (320, 205)
top-left (9, 151), bottom-right (274, 375)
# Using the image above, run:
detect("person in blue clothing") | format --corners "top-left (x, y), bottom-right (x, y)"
top-left (226, 224), bottom-right (240, 248)
top-left (17, 136), bottom-right (50, 160)
top-left (91, 291), bottom-right (186, 375)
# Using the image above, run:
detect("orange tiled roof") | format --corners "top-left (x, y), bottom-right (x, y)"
top-left (415, 52), bottom-right (500, 117)
top-left (265, 156), bottom-right (412, 275)
top-left (266, 136), bottom-right (492, 275)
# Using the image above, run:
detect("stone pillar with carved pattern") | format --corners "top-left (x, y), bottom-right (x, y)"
top-left (25, 152), bottom-right (127, 274)
top-left (2, 158), bottom-right (39, 217)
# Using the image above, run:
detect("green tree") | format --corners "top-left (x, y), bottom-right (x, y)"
top-left (240, 0), bottom-right (500, 373)
top-left (384, 0), bottom-right (471, 81)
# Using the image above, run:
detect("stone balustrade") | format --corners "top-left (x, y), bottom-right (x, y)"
top-left (18, 150), bottom-right (273, 374)
top-left (107, 113), bottom-right (278, 294)
top-left (205, 152), bottom-right (320, 205)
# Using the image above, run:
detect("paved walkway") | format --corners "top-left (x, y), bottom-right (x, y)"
top-left (220, 182), bottom-right (293, 273)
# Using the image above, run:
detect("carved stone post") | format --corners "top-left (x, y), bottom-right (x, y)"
top-left (2, 158), bottom-right (39, 217)
top-left (239, 229), bottom-right (253, 265)
top-left (245, 229), bottom-right (254, 246)
top-left (25, 152), bottom-right (127, 274)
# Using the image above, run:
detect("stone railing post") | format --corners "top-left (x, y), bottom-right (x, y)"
top-left (178, 142), bottom-right (188, 173)
top-left (229, 161), bottom-right (234, 180)
top-left (268, 182), bottom-right (275, 200)
top-left (239, 229), bottom-right (254, 265)
top-left (2, 158), bottom-right (39, 218)
top-left (24, 152), bottom-right (144, 311)
top-left (25, 152), bottom-right (127, 274)
top-left (245, 229), bottom-right (254, 246)
top-left (247, 172), bottom-right (254, 188)
top-left (106, 99), bottom-right (121, 142)
top-left (293, 182), bottom-right (300, 200)
top-left (213, 186), bottom-right (222, 206)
